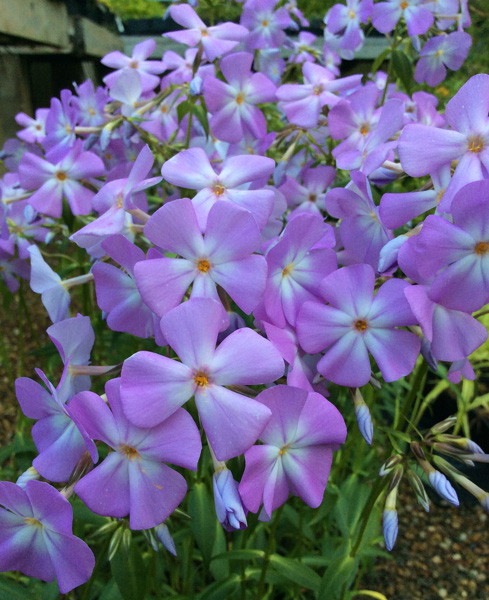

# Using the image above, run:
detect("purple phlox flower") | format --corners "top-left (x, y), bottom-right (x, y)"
top-left (140, 89), bottom-right (186, 143)
top-left (239, 385), bottom-right (347, 517)
top-left (15, 108), bottom-right (50, 144)
top-left (0, 177), bottom-right (52, 255)
top-left (18, 139), bottom-right (105, 218)
top-left (447, 357), bottom-right (475, 383)
top-left (297, 263), bottom-right (421, 387)
top-left (27, 245), bottom-right (71, 323)
top-left (400, 90), bottom-right (445, 127)
top-left (286, 31), bottom-right (318, 64)
top-left (161, 48), bottom-right (215, 87)
top-left (422, 0), bottom-right (460, 30)
top-left (15, 368), bottom-right (97, 482)
top-left (121, 297), bottom-right (284, 460)
top-left (70, 144), bottom-right (160, 252)
top-left (415, 31), bottom-right (471, 87)
top-left (284, 0), bottom-right (309, 28)
top-left (203, 51), bottom-right (277, 144)
top-left (108, 69), bottom-right (145, 117)
top-left (324, 170), bottom-right (393, 270)
top-left (323, 44), bottom-right (341, 77)
top-left (135, 198), bottom-right (267, 317)
top-left (259, 185), bottom-right (288, 246)
top-left (328, 82), bottom-right (381, 152)
top-left (264, 214), bottom-right (337, 328)
top-left (372, 0), bottom-right (434, 37)
top-left (332, 98), bottom-right (405, 175)
top-left (161, 146), bottom-right (275, 231)
top-left (379, 164), bottom-right (452, 229)
top-left (279, 164), bottom-right (336, 219)
top-left (70, 377), bottom-right (201, 530)
top-left (72, 80), bottom-right (108, 127)
top-left (241, 0), bottom-right (293, 50)
top-left (404, 284), bottom-right (487, 363)
top-left (263, 321), bottom-right (322, 393)
top-left (213, 468), bottom-right (247, 531)
top-left (102, 39), bottom-right (165, 93)
top-left (165, 4), bottom-right (248, 62)
top-left (325, 0), bottom-right (373, 55)
top-left (254, 48), bottom-right (286, 84)
top-left (0, 246), bottom-right (30, 292)
top-left (43, 89), bottom-right (77, 153)
top-left (226, 130), bottom-right (276, 159)
top-left (47, 315), bottom-right (95, 400)
top-left (398, 74), bottom-right (489, 198)
top-left (1, 138), bottom-right (42, 173)
top-left (92, 234), bottom-right (157, 338)
top-left (0, 480), bottom-right (95, 592)
top-left (413, 180), bottom-right (489, 313)
top-left (276, 62), bottom-right (362, 129)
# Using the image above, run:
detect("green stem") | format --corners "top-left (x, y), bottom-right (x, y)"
top-left (257, 504), bottom-right (284, 599)
top-left (380, 25), bottom-right (400, 105)
top-left (350, 476), bottom-right (388, 557)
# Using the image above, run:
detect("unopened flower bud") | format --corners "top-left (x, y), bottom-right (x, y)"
top-left (15, 467), bottom-right (40, 489)
top-left (429, 416), bottom-right (458, 436)
top-left (410, 441), bottom-right (426, 461)
top-left (155, 523), bottom-right (177, 556)
top-left (351, 388), bottom-right (373, 445)
top-left (189, 76), bottom-right (203, 96)
top-left (379, 454), bottom-right (402, 477)
top-left (406, 470), bottom-right (430, 513)
top-left (383, 486), bottom-right (399, 551)
top-left (387, 465), bottom-right (404, 493)
top-left (213, 468), bottom-right (247, 532)
top-left (428, 470), bottom-right (459, 507)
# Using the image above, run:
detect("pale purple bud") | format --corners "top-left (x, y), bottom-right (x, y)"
top-left (352, 389), bottom-right (373, 445)
top-left (155, 524), bottom-right (177, 556)
top-left (189, 76), bottom-right (203, 96)
top-left (428, 470), bottom-right (459, 506)
top-left (382, 508), bottom-right (398, 552)
top-left (213, 468), bottom-right (247, 532)
top-left (15, 466), bottom-right (40, 489)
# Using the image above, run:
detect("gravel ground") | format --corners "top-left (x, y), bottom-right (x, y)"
top-left (1, 287), bottom-right (488, 600)
top-left (360, 491), bottom-right (489, 599)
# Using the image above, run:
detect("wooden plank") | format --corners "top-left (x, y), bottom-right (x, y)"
top-left (0, 0), bottom-right (71, 48)
top-left (76, 17), bottom-right (123, 58)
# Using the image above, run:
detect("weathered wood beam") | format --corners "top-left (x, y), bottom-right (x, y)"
top-left (0, 0), bottom-right (71, 48)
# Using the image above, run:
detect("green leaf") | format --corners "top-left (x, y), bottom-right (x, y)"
top-left (211, 549), bottom-right (265, 562)
top-left (197, 575), bottom-right (240, 600)
top-left (0, 577), bottom-right (35, 600)
top-left (191, 104), bottom-right (210, 139)
top-left (177, 100), bottom-right (191, 125)
top-left (188, 482), bottom-right (216, 568)
top-left (110, 542), bottom-right (147, 600)
top-left (209, 521), bottom-right (229, 580)
top-left (371, 48), bottom-right (391, 76)
top-left (391, 50), bottom-right (413, 95)
top-left (318, 554), bottom-right (358, 600)
top-left (269, 554), bottom-right (321, 592)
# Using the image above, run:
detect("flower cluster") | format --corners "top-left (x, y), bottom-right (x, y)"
top-left (0, 0), bottom-right (487, 594)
